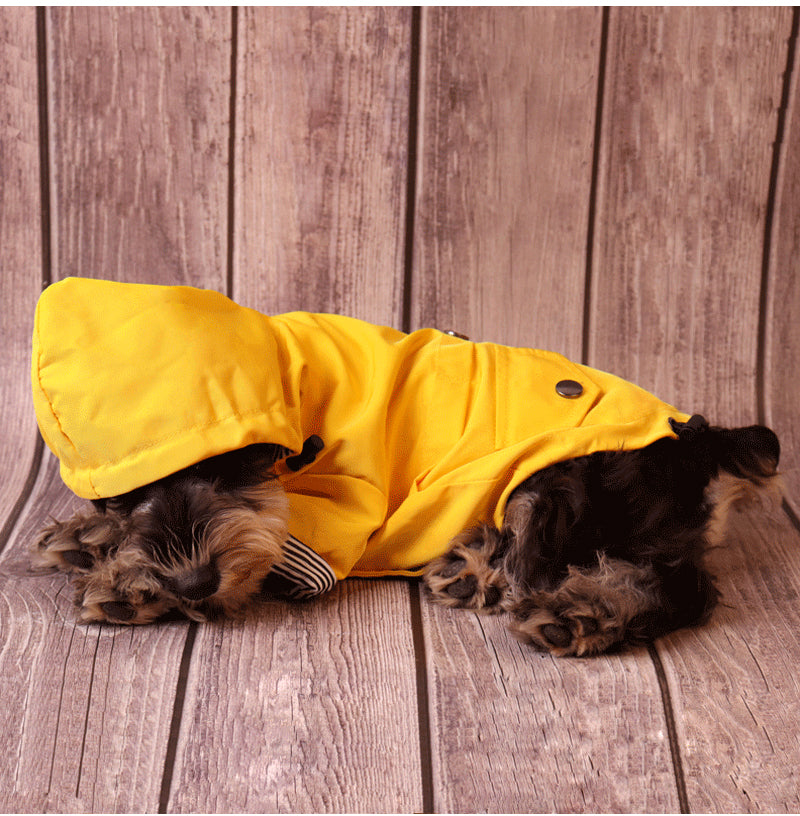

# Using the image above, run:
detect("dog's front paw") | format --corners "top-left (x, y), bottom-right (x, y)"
top-left (73, 566), bottom-right (177, 625)
top-left (33, 515), bottom-right (120, 573)
top-left (424, 525), bottom-right (509, 612)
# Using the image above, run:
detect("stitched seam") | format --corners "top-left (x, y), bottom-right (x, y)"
top-left (34, 324), bottom-right (82, 462)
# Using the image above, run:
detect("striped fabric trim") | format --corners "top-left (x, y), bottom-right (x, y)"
top-left (266, 536), bottom-right (338, 599)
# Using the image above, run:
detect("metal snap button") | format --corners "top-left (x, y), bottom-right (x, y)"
top-left (556, 379), bottom-right (583, 398)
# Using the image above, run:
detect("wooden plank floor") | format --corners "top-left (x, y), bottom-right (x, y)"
top-left (2, 7), bottom-right (800, 812)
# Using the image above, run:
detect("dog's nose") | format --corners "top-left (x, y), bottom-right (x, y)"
top-left (167, 563), bottom-right (221, 601)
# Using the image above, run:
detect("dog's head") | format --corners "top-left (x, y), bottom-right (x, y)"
top-left (35, 444), bottom-right (289, 624)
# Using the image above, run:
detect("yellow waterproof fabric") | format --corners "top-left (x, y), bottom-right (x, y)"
top-left (32, 278), bottom-right (690, 579)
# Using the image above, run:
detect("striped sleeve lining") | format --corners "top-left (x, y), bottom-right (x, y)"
top-left (265, 536), bottom-right (337, 599)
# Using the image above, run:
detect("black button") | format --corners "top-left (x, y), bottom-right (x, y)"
top-left (556, 379), bottom-right (583, 398)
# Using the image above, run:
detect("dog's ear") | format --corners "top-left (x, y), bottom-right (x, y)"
top-left (671, 417), bottom-right (780, 483)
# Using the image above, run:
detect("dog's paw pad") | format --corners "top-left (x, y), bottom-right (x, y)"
top-left (511, 597), bottom-right (623, 657)
top-left (445, 574), bottom-right (478, 600)
top-left (509, 559), bottom-right (661, 656)
top-left (74, 573), bottom-right (175, 626)
top-left (60, 549), bottom-right (96, 570)
top-left (540, 622), bottom-right (573, 649)
top-left (99, 600), bottom-right (137, 622)
top-left (438, 557), bottom-right (467, 579)
top-left (34, 522), bottom-right (95, 573)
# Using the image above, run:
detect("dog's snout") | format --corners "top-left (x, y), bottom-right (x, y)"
top-left (167, 563), bottom-right (221, 601)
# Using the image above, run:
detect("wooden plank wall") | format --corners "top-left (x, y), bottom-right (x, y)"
top-left (1, 7), bottom-right (799, 813)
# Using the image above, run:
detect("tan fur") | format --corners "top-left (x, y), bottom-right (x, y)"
top-left (424, 525), bottom-right (510, 613)
top-left (181, 487), bottom-right (288, 620)
top-left (705, 470), bottom-right (783, 550)
top-left (510, 557), bottom-right (662, 657)
top-left (33, 513), bottom-right (124, 572)
top-left (502, 491), bottom-right (540, 545)
top-left (34, 425), bottom-right (780, 652)
top-left (425, 454), bottom-right (781, 657)
top-left (76, 550), bottom-right (172, 624)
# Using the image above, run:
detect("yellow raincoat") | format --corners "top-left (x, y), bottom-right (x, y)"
top-left (32, 277), bottom-right (689, 581)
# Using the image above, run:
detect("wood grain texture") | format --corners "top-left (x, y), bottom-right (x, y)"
top-left (0, 7), bottom-right (42, 529)
top-left (590, 7), bottom-right (793, 423)
top-left (232, 6), bottom-right (411, 322)
top-left (0, 459), bottom-right (191, 812)
top-left (422, 603), bottom-right (680, 813)
top-left (764, 14), bottom-right (800, 510)
top-left (168, 580), bottom-right (422, 813)
top-left (412, 6), bottom-right (601, 353)
top-left (655, 505), bottom-right (800, 812)
top-left (3, 6), bottom-right (799, 814)
top-left (47, 7), bottom-right (231, 286)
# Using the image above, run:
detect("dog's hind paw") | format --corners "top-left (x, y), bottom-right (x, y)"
top-left (509, 557), bottom-right (661, 657)
top-left (424, 525), bottom-right (510, 612)
top-left (510, 598), bottom-right (622, 657)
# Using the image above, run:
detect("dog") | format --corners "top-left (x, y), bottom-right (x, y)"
top-left (31, 278), bottom-right (781, 656)
top-left (34, 412), bottom-right (780, 657)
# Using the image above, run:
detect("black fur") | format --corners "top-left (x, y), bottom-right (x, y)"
top-left (498, 422), bottom-right (780, 648)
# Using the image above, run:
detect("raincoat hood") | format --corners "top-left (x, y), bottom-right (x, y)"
top-left (32, 277), bottom-right (690, 581)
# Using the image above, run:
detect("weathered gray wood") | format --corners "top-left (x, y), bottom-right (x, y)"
top-left (589, 7), bottom-right (793, 425)
top-left (411, 6), bottom-right (601, 355)
top-left (0, 460), bottom-right (190, 812)
top-left (0, 8), bottom-right (234, 811)
top-left (167, 9), bottom-right (422, 812)
top-left (0, 7), bottom-right (42, 529)
top-left (168, 580), bottom-right (422, 813)
top-left (423, 605), bottom-right (681, 813)
top-left (413, 9), bottom-right (680, 812)
top-left (2, 5), bottom-right (799, 814)
top-left (232, 6), bottom-right (411, 323)
top-left (47, 6), bottom-right (232, 286)
top-left (764, 11), bottom-right (800, 512)
top-left (657, 506), bottom-right (800, 812)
